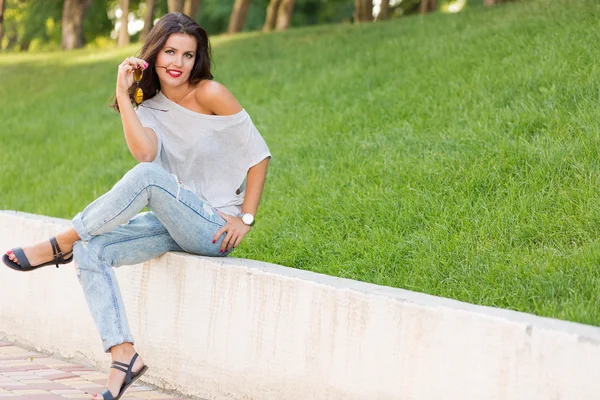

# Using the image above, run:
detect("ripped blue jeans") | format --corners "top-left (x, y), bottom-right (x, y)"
top-left (72, 162), bottom-right (229, 352)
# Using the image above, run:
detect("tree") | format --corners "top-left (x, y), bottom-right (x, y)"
top-left (420, 0), bottom-right (436, 14)
top-left (379, 0), bottom-right (390, 20)
top-left (275, 0), bottom-right (294, 31)
top-left (484, 0), bottom-right (516, 5)
top-left (354, 0), bottom-right (372, 23)
top-left (184, 0), bottom-right (200, 19)
top-left (0, 0), bottom-right (5, 48)
top-left (227, 0), bottom-right (250, 34)
top-left (118, 0), bottom-right (130, 46)
top-left (61, 0), bottom-right (92, 50)
top-left (263, 0), bottom-right (294, 32)
top-left (263, 0), bottom-right (281, 32)
top-left (140, 0), bottom-right (156, 41)
top-left (168, 0), bottom-right (184, 13)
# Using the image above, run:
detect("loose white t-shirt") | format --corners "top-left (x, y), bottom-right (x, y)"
top-left (135, 91), bottom-right (271, 217)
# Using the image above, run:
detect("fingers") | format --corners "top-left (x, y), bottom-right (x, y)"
top-left (213, 226), bottom-right (246, 253)
top-left (212, 226), bottom-right (226, 244)
top-left (212, 213), bottom-right (250, 253)
top-left (120, 56), bottom-right (148, 70)
top-left (220, 231), bottom-right (236, 253)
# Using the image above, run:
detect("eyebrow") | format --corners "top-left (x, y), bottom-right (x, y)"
top-left (164, 46), bottom-right (195, 53)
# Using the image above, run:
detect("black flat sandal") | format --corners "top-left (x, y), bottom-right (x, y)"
top-left (2, 236), bottom-right (73, 272)
top-left (99, 353), bottom-right (149, 400)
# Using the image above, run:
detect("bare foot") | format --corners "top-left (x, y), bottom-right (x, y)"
top-left (92, 349), bottom-right (145, 400)
top-left (5, 238), bottom-right (73, 267)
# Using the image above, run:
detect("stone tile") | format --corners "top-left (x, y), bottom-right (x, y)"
top-left (0, 354), bottom-right (40, 361)
top-left (19, 375), bottom-right (52, 381)
top-left (0, 383), bottom-right (28, 390)
top-left (0, 396), bottom-right (28, 399)
top-left (10, 390), bottom-right (49, 395)
top-left (27, 382), bottom-right (74, 391)
top-left (1, 373), bottom-right (39, 380)
top-left (0, 348), bottom-right (24, 355)
top-left (28, 394), bottom-right (74, 400)
top-left (24, 368), bottom-right (52, 374)
top-left (71, 371), bottom-right (98, 377)
top-left (61, 367), bottom-right (94, 373)
top-left (72, 385), bottom-right (105, 391)
top-left (50, 389), bottom-right (86, 394)
top-left (34, 369), bottom-right (70, 377)
top-left (47, 373), bottom-right (80, 381)
top-left (51, 378), bottom-right (88, 385)
top-left (59, 395), bottom-right (92, 399)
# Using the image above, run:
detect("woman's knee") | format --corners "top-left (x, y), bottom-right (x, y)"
top-left (126, 162), bottom-right (166, 185)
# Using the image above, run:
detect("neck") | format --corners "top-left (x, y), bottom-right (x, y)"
top-left (160, 83), bottom-right (194, 104)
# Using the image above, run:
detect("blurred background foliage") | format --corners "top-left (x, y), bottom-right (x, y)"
top-left (0, 0), bottom-right (507, 52)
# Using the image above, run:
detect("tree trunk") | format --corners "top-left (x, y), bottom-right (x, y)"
top-left (275, 0), bottom-right (294, 31)
top-left (379, 0), bottom-right (390, 20)
top-left (0, 0), bottom-right (6, 48)
top-left (263, 0), bottom-right (281, 32)
top-left (118, 0), bottom-right (130, 47)
top-left (61, 0), bottom-right (92, 50)
top-left (168, 0), bottom-right (185, 13)
top-left (227, 0), bottom-right (250, 34)
top-left (420, 0), bottom-right (437, 14)
top-left (353, 0), bottom-right (372, 23)
top-left (140, 0), bottom-right (155, 42)
top-left (184, 0), bottom-right (200, 19)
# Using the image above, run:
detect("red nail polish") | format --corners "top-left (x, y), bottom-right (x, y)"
top-left (212, 240), bottom-right (216, 244)
top-left (7, 250), bottom-right (12, 254)
top-left (220, 249), bottom-right (224, 253)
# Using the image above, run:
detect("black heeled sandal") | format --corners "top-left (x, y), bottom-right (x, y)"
top-left (99, 353), bottom-right (148, 400)
top-left (2, 236), bottom-right (73, 272)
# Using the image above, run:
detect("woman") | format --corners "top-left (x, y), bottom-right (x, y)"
top-left (2, 12), bottom-right (271, 400)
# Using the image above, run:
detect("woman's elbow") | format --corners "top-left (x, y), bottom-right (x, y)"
top-left (133, 150), bottom-right (156, 163)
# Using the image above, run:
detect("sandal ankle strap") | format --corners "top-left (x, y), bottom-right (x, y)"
top-left (49, 237), bottom-right (67, 268)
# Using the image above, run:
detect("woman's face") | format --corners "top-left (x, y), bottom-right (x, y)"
top-left (155, 33), bottom-right (198, 88)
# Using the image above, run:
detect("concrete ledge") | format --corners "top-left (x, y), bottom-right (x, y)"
top-left (0, 210), bottom-right (599, 399)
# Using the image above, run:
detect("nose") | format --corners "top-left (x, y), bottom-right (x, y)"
top-left (173, 56), bottom-right (183, 68)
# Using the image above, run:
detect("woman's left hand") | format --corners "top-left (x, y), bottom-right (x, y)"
top-left (213, 212), bottom-right (252, 253)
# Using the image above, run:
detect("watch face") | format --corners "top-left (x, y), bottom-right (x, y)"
top-left (242, 214), bottom-right (254, 225)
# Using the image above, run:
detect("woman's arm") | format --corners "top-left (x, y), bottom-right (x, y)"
top-left (242, 157), bottom-right (270, 216)
top-left (213, 157), bottom-right (270, 252)
top-left (116, 57), bottom-right (159, 162)
top-left (202, 81), bottom-right (271, 252)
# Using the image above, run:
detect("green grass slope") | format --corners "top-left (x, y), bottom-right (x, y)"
top-left (1, 0), bottom-right (600, 324)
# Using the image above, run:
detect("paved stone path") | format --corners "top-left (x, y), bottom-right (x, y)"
top-left (0, 341), bottom-right (185, 400)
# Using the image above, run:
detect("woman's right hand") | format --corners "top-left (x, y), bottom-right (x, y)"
top-left (116, 57), bottom-right (148, 95)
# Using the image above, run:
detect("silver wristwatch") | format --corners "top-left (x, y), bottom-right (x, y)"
top-left (241, 213), bottom-right (255, 227)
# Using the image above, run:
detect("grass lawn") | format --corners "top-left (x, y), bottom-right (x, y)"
top-left (1, 0), bottom-right (600, 325)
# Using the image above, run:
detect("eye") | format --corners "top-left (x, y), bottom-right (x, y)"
top-left (185, 53), bottom-right (194, 59)
top-left (165, 49), bottom-right (174, 54)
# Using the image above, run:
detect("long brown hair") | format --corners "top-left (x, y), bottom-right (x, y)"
top-left (112, 12), bottom-right (213, 111)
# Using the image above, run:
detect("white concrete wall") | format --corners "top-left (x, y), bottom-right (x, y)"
top-left (0, 210), bottom-right (599, 400)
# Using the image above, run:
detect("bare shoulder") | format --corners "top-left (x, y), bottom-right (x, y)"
top-left (195, 80), bottom-right (243, 116)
